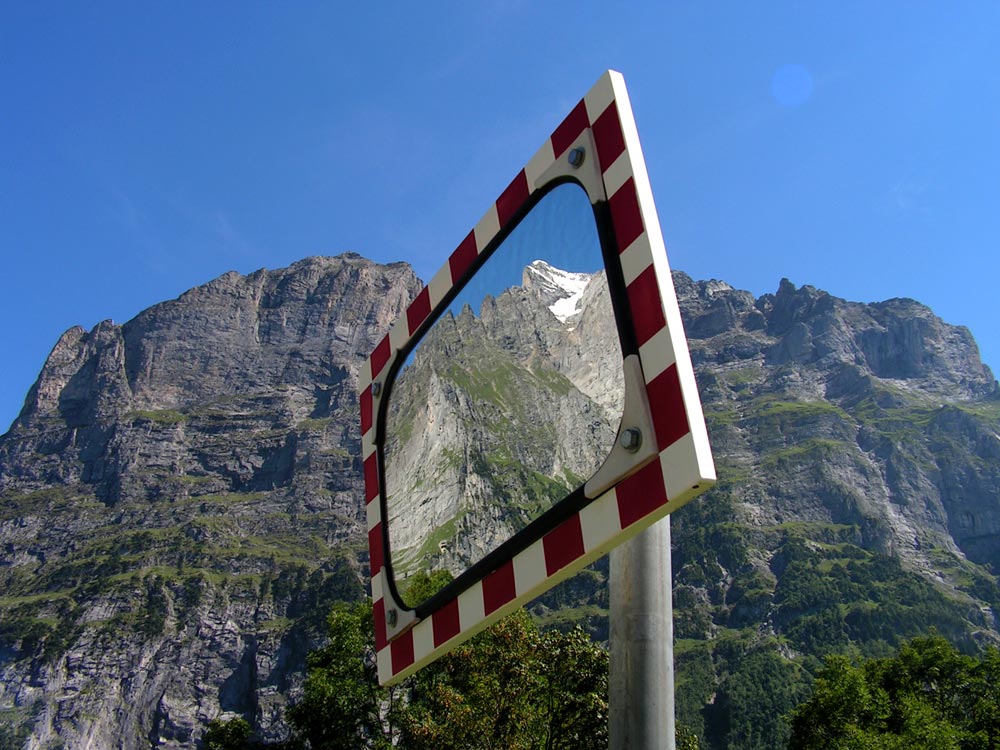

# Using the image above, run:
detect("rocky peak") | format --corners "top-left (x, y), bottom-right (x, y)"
top-left (0, 253), bottom-right (422, 498)
top-left (521, 260), bottom-right (593, 322)
top-left (17, 253), bottom-right (417, 424)
top-left (678, 274), bottom-right (996, 401)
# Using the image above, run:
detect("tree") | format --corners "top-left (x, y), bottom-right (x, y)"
top-left (787, 634), bottom-right (1000, 750)
top-left (676, 723), bottom-right (702, 750)
top-left (535, 624), bottom-right (609, 749)
top-left (284, 572), bottom-right (706, 749)
top-left (399, 608), bottom-right (608, 750)
top-left (283, 568), bottom-right (612, 750)
top-left (400, 608), bottom-right (543, 750)
top-left (204, 717), bottom-right (253, 750)
top-left (286, 599), bottom-right (400, 750)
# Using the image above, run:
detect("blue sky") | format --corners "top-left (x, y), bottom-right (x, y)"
top-left (2, 3), bottom-right (998, 433)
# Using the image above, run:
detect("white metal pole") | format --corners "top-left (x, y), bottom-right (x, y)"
top-left (609, 515), bottom-right (675, 750)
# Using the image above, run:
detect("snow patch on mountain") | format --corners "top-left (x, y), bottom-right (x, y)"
top-left (524, 260), bottom-right (593, 323)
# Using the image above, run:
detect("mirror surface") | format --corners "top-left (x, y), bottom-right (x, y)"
top-left (383, 183), bottom-right (625, 608)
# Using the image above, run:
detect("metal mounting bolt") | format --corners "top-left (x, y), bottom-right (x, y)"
top-left (619, 427), bottom-right (642, 453)
top-left (386, 608), bottom-right (398, 627)
top-left (568, 147), bottom-right (586, 168)
top-left (371, 381), bottom-right (382, 397)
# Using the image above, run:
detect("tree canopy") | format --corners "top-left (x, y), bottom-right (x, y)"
top-left (787, 634), bottom-right (1000, 750)
top-left (273, 570), bottom-right (613, 750)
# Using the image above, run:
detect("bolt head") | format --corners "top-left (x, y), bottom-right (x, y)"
top-left (387, 608), bottom-right (398, 627)
top-left (619, 427), bottom-right (642, 452)
top-left (568, 147), bottom-right (586, 168)
top-left (371, 381), bottom-right (382, 397)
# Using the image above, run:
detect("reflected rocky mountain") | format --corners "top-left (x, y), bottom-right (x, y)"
top-left (384, 261), bottom-right (624, 601)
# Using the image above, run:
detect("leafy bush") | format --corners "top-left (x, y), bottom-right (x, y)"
top-left (788, 634), bottom-right (1000, 749)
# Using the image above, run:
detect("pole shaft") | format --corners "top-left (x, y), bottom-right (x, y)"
top-left (609, 516), bottom-right (675, 750)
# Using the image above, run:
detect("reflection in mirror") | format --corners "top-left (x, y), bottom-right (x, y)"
top-left (383, 183), bottom-right (625, 608)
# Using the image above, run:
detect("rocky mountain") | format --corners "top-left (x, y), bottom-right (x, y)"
top-left (1, 253), bottom-right (998, 750)
top-left (570, 275), bottom-right (1000, 749)
top-left (0, 254), bottom-right (421, 749)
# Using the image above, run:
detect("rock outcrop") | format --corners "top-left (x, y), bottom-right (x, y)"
top-left (0, 254), bottom-right (997, 750)
top-left (676, 273), bottom-right (1000, 572)
top-left (0, 254), bottom-right (420, 748)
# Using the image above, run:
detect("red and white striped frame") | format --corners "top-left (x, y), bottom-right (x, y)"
top-left (359, 70), bottom-right (715, 685)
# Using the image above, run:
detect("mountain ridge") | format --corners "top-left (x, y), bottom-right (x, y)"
top-left (0, 253), bottom-right (997, 750)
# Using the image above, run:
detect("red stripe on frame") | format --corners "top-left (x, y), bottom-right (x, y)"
top-left (406, 287), bottom-right (432, 336)
top-left (433, 599), bottom-right (461, 647)
top-left (449, 231), bottom-right (479, 283)
top-left (370, 336), bottom-right (391, 379)
top-left (647, 363), bottom-right (690, 451)
top-left (609, 177), bottom-right (644, 253)
top-left (616, 458), bottom-right (669, 529)
top-left (359, 388), bottom-right (375, 435)
top-left (390, 630), bottom-right (415, 674)
top-left (373, 597), bottom-right (387, 650)
top-left (496, 171), bottom-right (530, 227)
top-left (368, 523), bottom-right (384, 575)
top-left (593, 101), bottom-right (626, 170)
top-left (626, 265), bottom-right (667, 348)
top-left (363, 453), bottom-right (379, 504)
top-left (359, 386), bottom-right (373, 436)
top-left (483, 561), bottom-right (516, 615)
top-left (543, 514), bottom-right (585, 577)
top-left (551, 99), bottom-right (589, 158)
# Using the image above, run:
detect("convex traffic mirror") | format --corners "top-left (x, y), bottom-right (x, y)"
top-left (360, 70), bottom-right (716, 685)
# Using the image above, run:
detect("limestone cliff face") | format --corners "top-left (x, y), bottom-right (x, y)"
top-left (0, 254), bottom-right (998, 750)
top-left (675, 274), bottom-right (1000, 576)
top-left (0, 254), bottom-right (420, 749)
top-left (3, 254), bottom-right (418, 499)
top-left (661, 275), bottom-right (1000, 749)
